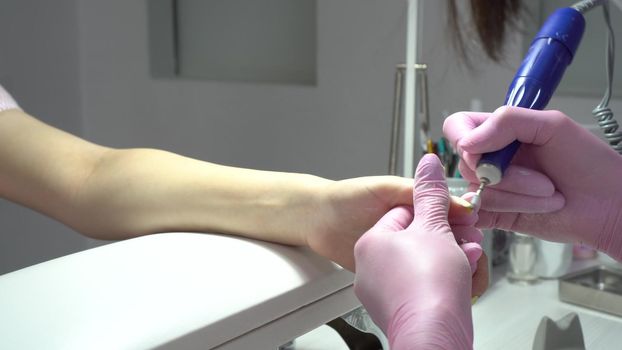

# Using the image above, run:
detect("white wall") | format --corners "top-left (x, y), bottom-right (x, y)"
top-left (0, 0), bottom-right (88, 274)
top-left (76, 0), bottom-right (408, 180)
top-left (417, 1), bottom-right (522, 137)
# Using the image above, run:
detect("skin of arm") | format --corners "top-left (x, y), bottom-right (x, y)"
top-left (0, 106), bottom-right (489, 299)
top-left (0, 108), bottom-right (414, 270)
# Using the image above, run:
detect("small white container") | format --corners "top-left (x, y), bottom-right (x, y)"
top-left (507, 232), bottom-right (539, 284)
top-left (535, 239), bottom-right (573, 279)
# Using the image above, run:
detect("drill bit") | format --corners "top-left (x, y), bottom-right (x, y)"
top-left (470, 178), bottom-right (489, 209)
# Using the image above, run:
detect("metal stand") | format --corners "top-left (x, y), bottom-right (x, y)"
top-left (388, 63), bottom-right (430, 175)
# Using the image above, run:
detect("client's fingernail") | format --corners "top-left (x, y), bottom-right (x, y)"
top-left (454, 196), bottom-right (474, 213)
top-left (471, 296), bottom-right (479, 305)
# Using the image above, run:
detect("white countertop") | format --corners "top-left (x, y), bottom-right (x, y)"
top-left (473, 260), bottom-right (622, 350)
top-left (3, 231), bottom-right (621, 350)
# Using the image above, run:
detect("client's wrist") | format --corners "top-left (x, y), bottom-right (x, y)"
top-left (264, 172), bottom-right (331, 246)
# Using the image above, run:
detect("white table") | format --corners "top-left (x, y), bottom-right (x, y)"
top-left (473, 262), bottom-right (622, 349)
top-left (0, 232), bottom-right (359, 349)
top-left (5, 231), bottom-right (621, 350)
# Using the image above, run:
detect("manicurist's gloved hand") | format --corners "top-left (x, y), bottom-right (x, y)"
top-left (354, 154), bottom-right (479, 350)
top-left (444, 106), bottom-right (622, 261)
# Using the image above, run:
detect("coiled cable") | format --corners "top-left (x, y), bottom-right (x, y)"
top-left (590, 1), bottom-right (622, 153)
top-left (573, 0), bottom-right (621, 153)
top-left (572, 0), bottom-right (607, 13)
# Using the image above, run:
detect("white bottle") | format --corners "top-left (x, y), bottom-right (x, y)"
top-left (535, 240), bottom-right (573, 279)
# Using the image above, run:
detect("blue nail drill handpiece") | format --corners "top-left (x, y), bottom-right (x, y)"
top-left (475, 8), bottom-right (586, 187)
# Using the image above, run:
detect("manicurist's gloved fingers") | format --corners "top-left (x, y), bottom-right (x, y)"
top-left (467, 187), bottom-right (565, 213)
top-left (471, 252), bottom-right (489, 298)
top-left (457, 160), bottom-right (478, 181)
top-left (460, 242), bottom-right (482, 273)
top-left (460, 241), bottom-right (489, 298)
top-left (475, 209), bottom-right (524, 232)
top-left (452, 225), bottom-right (484, 244)
top-left (443, 111), bottom-right (489, 160)
top-left (410, 154), bottom-right (450, 232)
top-left (458, 106), bottom-right (565, 154)
top-left (370, 205), bottom-right (414, 233)
top-left (459, 162), bottom-right (556, 197)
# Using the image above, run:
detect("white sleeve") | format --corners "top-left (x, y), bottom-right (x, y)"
top-left (0, 84), bottom-right (20, 112)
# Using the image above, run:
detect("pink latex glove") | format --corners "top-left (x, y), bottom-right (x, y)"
top-left (444, 106), bottom-right (622, 261)
top-left (354, 154), bottom-right (481, 350)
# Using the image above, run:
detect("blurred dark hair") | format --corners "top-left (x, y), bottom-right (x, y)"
top-left (447, 0), bottom-right (523, 64)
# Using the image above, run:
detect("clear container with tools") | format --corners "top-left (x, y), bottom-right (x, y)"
top-left (507, 232), bottom-right (539, 284)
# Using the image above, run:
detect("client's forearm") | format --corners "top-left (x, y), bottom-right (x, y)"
top-left (0, 109), bottom-right (332, 245)
top-left (71, 148), bottom-right (332, 242)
